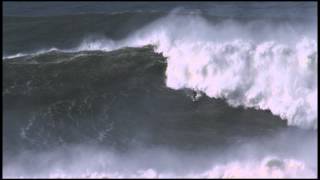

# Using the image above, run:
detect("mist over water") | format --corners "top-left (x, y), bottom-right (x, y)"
top-left (3, 2), bottom-right (317, 178)
top-left (3, 128), bottom-right (317, 178)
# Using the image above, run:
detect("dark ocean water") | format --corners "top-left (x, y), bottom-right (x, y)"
top-left (3, 2), bottom-right (317, 178)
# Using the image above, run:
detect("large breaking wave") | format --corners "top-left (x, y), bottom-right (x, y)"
top-left (3, 6), bottom-right (318, 178)
top-left (4, 12), bottom-right (317, 129)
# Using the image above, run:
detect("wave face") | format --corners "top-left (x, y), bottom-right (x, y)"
top-left (4, 46), bottom-right (291, 153)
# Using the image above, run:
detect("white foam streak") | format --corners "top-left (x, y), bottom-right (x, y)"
top-left (3, 48), bottom-right (60, 59)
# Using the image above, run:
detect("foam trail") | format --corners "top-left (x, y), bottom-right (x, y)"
top-left (3, 12), bottom-right (317, 129)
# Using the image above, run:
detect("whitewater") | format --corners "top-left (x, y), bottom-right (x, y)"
top-left (6, 157), bottom-right (315, 178)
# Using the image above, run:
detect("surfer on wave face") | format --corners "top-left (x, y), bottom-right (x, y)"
top-left (185, 89), bottom-right (203, 102)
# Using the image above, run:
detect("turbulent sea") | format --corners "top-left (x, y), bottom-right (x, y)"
top-left (3, 2), bottom-right (318, 178)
